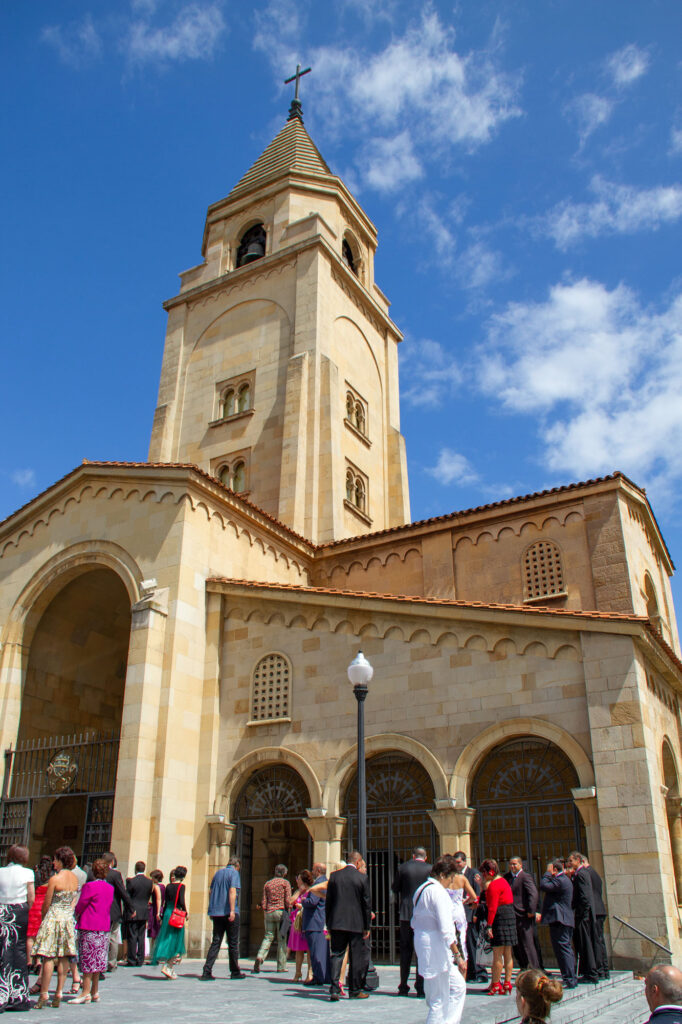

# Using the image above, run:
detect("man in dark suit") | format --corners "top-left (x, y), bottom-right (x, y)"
top-left (539, 858), bottom-right (577, 987)
top-left (582, 855), bottom-right (609, 979)
top-left (125, 861), bottom-right (153, 966)
top-left (644, 965), bottom-right (682, 1024)
top-left (302, 862), bottom-right (330, 986)
top-left (453, 851), bottom-right (486, 983)
top-left (566, 851), bottom-right (598, 983)
top-left (102, 852), bottom-right (135, 972)
top-left (325, 850), bottom-right (371, 1001)
top-left (392, 846), bottom-right (432, 996)
top-left (505, 856), bottom-right (539, 969)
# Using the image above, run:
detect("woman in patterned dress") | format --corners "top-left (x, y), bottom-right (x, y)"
top-left (72, 859), bottom-right (114, 1003)
top-left (0, 844), bottom-right (35, 1012)
top-left (32, 846), bottom-right (78, 1008)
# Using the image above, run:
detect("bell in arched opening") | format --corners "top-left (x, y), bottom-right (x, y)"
top-left (236, 223), bottom-right (266, 267)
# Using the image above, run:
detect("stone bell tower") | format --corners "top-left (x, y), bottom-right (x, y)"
top-left (148, 90), bottom-right (410, 544)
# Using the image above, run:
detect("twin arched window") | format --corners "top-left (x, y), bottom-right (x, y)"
top-left (345, 389), bottom-right (367, 437)
top-left (251, 653), bottom-right (291, 722)
top-left (218, 460), bottom-right (246, 493)
top-left (523, 541), bottom-right (565, 601)
top-left (221, 382), bottom-right (251, 419)
top-left (345, 468), bottom-right (366, 513)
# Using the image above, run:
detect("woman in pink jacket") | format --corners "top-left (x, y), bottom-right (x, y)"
top-left (73, 859), bottom-right (114, 1004)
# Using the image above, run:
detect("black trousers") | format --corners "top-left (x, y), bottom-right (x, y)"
top-left (594, 915), bottom-right (609, 977)
top-left (549, 922), bottom-right (576, 985)
top-left (203, 914), bottom-right (240, 976)
top-left (398, 920), bottom-right (424, 994)
top-left (513, 914), bottom-right (540, 969)
top-left (466, 918), bottom-right (486, 981)
top-left (329, 930), bottom-right (369, 996)
top-left (573, 914), bottom-right (598, 981)
top-left (126, 920), bottom-right (147, 966)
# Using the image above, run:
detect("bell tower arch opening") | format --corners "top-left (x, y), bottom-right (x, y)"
top-left (0, 568), bottom-right (131, 865)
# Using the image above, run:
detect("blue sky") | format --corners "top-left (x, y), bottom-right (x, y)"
top-left (2, 1), bottom-right (682, 606)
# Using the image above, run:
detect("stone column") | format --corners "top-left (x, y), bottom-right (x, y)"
top-left (571, 786), bottom-right (606, 882)
top-left (0, 633), bottom-right (25, 759)
top-left (303, 809), bottom-right (347, 868)
top-left (428, 800), bottom-right (476, 857)
top-left (110, 590), bottom-right (168, 868)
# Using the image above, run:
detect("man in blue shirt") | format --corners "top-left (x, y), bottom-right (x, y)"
top-left (201, 856), bottom-right (245, 980)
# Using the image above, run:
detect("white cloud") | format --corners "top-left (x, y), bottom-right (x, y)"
top-left (478, 279), bottom-right (682, 489)
top-left (566, 92), bottom-right (614, 146)
top-left (125, 3), bottom-right (226, 65)
top-left (456, 241), bottom-right (507, 290)
top-left (41, 15), bottom-right (102, 66)
top-left (543, 176), bottom-right (682, 248)
top-left (11, 469), bottom-right (36, 489)
top-left (255, 6), bottom-right (521, 193)
top-left (362, 133), bottom-right (423, 192)
top-left (400, 338), bottom-right (461, 407)
top-left (426, 449), bottom-right (479, 486)
top-left (606, 43), bottom-right (650, 88)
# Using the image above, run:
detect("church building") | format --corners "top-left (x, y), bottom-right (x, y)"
top-left (1, 92), bottom-right (681, 970)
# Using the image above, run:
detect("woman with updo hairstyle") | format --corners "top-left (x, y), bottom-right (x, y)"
top-left (32, 847), bottom-right (79, 1007)
top-left (73, 858), bottom-right (114, 1003)
top-left (516, 968), bottom-right (563, 1023)
top-left (0, 844), bottom-right (35, 1011)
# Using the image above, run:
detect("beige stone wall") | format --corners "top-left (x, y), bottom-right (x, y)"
top-left (618, 494), bottom-right (679, 651)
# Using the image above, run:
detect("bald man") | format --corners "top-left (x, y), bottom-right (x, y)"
top-left (645, 965), bottom-right (682, 1024)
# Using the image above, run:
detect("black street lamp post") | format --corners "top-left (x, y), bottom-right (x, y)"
top-left (348, 651), bottom-right (374, 858)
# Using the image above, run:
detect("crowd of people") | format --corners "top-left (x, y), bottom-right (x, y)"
top-left (0, 839), bottom-right (679, 1024)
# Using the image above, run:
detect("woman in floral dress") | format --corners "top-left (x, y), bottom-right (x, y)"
top-left (32, 847), bottom-right (78, 1008)
top-left (72, 859), bottom-right (113, 1003)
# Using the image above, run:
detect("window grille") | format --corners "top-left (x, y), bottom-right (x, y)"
top-left (523, 541), bottom-right (564, 600)
top-left (251, 653), bottom-right (291, 721)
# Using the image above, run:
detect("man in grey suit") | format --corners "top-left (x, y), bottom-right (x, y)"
top-left (539, 858), bottom-right (577, 988)
top-left (392, 846), bottom-right (432, 996)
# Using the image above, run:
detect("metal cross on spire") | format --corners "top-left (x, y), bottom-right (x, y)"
top-left (284, 63), bottom-right (311, 121)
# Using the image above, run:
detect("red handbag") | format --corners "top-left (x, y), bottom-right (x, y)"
top-left (168, 883), bottom-right (187, 928)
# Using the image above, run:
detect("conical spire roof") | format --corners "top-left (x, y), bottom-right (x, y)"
top-left (227, 116), bottom-right (332, 200)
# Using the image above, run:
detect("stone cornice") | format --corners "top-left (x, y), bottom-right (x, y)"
top-left (164, 233), bottom-right (402, 341)
top-left (0, 463), bottom-right (315, 566)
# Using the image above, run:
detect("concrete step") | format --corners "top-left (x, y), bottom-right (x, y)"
top-left (462, 971), bottom-right (648, 1024)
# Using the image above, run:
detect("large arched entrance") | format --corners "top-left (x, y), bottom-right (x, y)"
top-left (343, 751), bottom-right (436, 963)
top-left (0, 568), bottom-right (130, 865)
top-left (471, 736), bottom-right (587, 965)
top-left (232, 764), bottom-right (312, 956)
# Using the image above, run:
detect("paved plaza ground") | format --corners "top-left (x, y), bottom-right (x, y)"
top-left (33, 959), bottom-right (650, 1024)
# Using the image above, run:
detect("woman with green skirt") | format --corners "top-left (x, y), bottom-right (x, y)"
top-left (151, 867), bottom-right (187, 979)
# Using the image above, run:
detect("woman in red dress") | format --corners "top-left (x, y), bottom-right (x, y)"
top-left (26, 855), bottom-right (53, 994)
top-left (480, 858), bottom-right (516, 995)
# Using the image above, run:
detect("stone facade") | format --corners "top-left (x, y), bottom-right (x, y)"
top-left (1, 110), bottom-right (681, 971)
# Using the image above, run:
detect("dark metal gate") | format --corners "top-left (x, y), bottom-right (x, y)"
top-left (235, 823), bottom-right (253, 957)
top-left (471, 737), bottom-right (587, 967)
top-left (0, 733), bottom-right (119, 863)
top-left (344, 752), bottom-right (436, 964)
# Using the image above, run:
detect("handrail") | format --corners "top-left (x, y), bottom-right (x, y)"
top-left (613, 915), bottom-right (672, 955)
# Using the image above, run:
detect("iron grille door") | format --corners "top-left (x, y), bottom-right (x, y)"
top-left (0, 800), bottom-right (31, 861)
top-left (82, 795), bottom-right (115, 864)
top-left (236, 823), bottom-right (253, 957)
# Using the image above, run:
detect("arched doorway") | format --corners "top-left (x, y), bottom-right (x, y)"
top-left (0, 568), bottom-right (130, 865)
top-left (662, 740), bottom-right (682, 904)
top-left (471, 736), bottom-right (587, 964)
top-left (233, 764), bottom-right (311, 956)
top-left (343, 751), bottom-right (436, 963)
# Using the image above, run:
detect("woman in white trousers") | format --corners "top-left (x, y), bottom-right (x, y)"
top-left (411, 856), bottom-right (468, 1024)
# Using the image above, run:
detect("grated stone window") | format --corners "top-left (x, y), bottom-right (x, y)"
top-left (523, 541), bottom-right (564, 601)
top-left (251, 653), bottom-right (291, 721)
